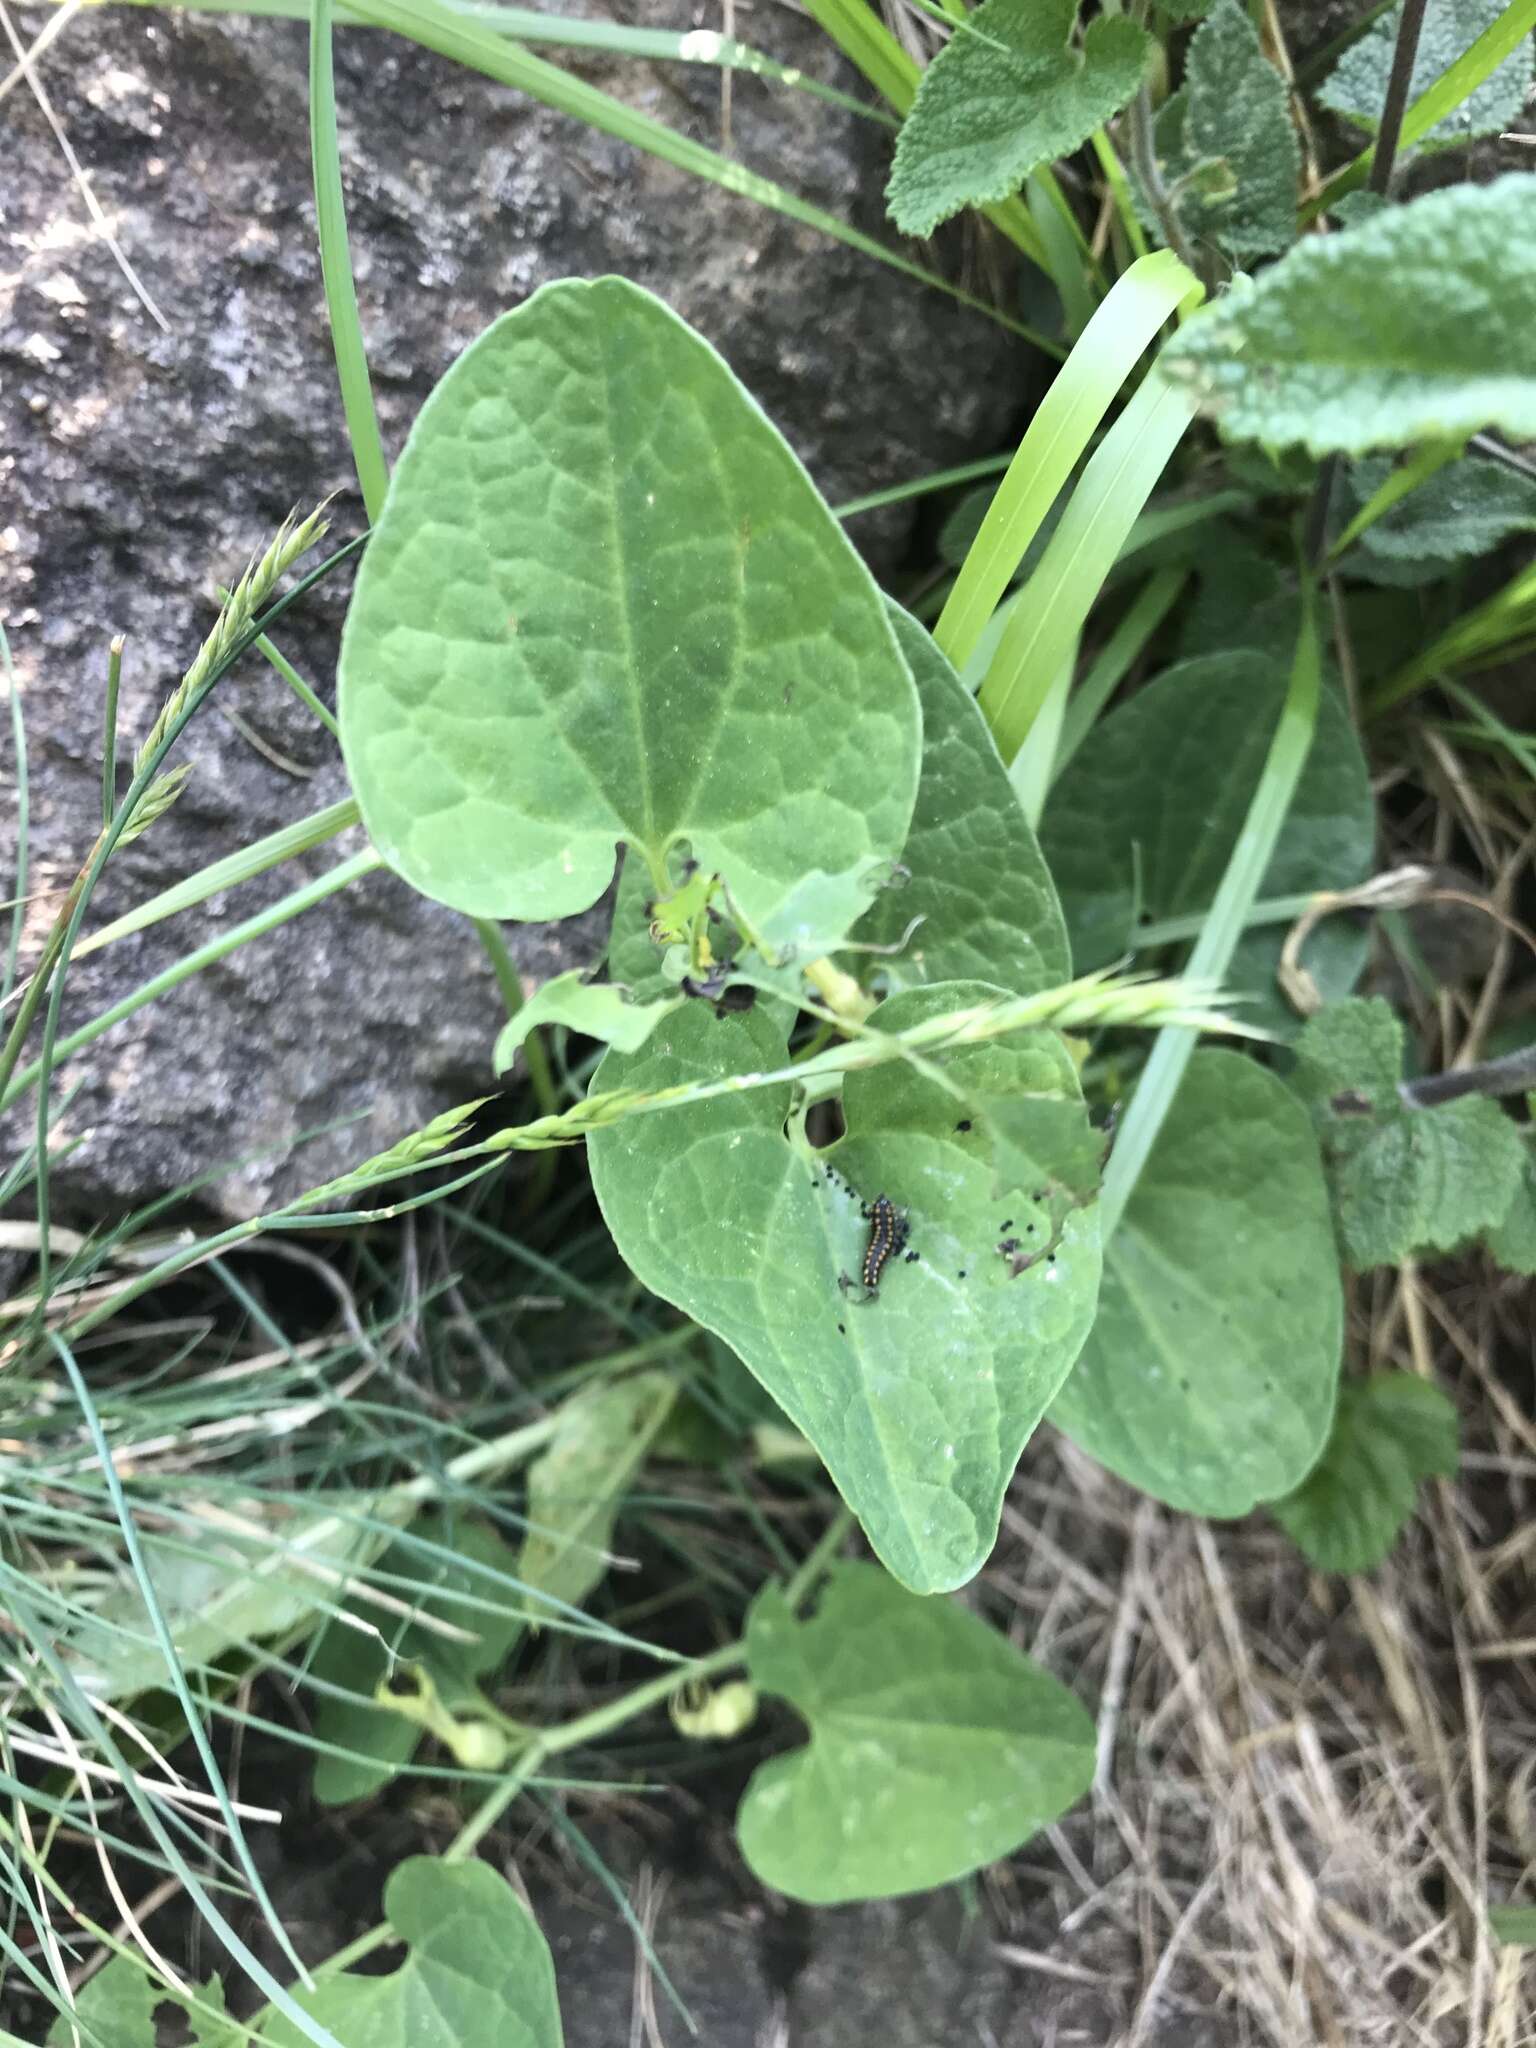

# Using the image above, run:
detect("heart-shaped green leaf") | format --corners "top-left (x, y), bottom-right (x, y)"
top-left (588, 987), bottom-right (1101, 1593)
top-left (854, 608), bottom-right (1070, 995)
top-left (261, 1858), bottom-right (561, 2047)
top-left (340, 278), bottom-right (920, 949)
top-left (737, 1563), bottom-right (1094, 1903)
top-left (1051, 1050), bottom-right (1341, 1515)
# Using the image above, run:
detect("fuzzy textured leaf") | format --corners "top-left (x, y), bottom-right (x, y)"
top-left (309, 1513), bottom-right (525, 1807)
top-left (1160, 177), bottom-right (1536, 453)
top-left (1346, 453), bottom-right (1536, 585)
top-left (1040, 652), bottom-right (1374, 1033)
top-left (886, 0), bottom-right (1150, 238)
top-left (589, 990), bottom-right (1101, 1593)
top-left (854, 608), bottom-right (1070, 995)
top-left (737, 1564), bottom-right (1093, 1902)
top-left (262, 1859), bottom-right (562, 2048)
top-left (518, 1370), bottom-right (677, 1620)
top-left (1051, 1051), bottom-right (1342, 1515)
top-left (1320, 0), bottom-right (1533, 150)
top-left (1165, 0), bottom-right (1299, 262)
top-left (1271, 1373), bottom-right (1458, 1572)
top-left (341, 279), bottom-right (919, 951)
top-left (1290, 998), bottom-right (1527, 1269)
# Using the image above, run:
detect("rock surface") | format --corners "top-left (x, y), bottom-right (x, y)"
top-left (0, 0), bottom-right (1025, 1218)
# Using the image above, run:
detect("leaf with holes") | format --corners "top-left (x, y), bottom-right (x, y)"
top-left (341, 279), bottom-right (919, 956)
top-left (1271, 1373), bottom-right (1459, 1572)
top-left (853, 607), bottom-right (1069, 996)
top-left (1289, 998), bottom-right (1527, 1269)
top-left (1051, 1051), bottom-right (1342, 1515)
top-left (736, 1563), bottom-right (1093, 1903)
top-left (260, 1859), bottom-right (562, 2047)
top-left (1040, 652), bottom-right (1374, 1035)
top-left (588, 987), bottom-right (1101, 1593)
top-left (1160, 178), bottom-right (1536, 454)
top-left (886, 0), bottom-right (1150, 238)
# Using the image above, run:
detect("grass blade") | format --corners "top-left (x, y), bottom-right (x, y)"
top-left (1098, 584), bottom-right (1323, 1237)
top-left (936, 250), bottom-right (1199, 673)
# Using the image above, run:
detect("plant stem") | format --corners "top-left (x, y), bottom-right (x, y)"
top-left (101, 635), bottom-right (125, 831)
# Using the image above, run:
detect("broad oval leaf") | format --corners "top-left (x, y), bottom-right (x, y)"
top-left (341, 278), bottom-right (920, 947)
top-left (854, 607), bottom-right (1070, 995)
top-left (1271, 1372), bottom-right (1459, 1573)
top-left (1051, 1049), bottom-right (1341, 1515)
top-left (1161, 176), bottom-right (1536, 454)
top-left (262, 1858), bottom-right (562, 2048)
top-left (1158, 0), bottom-right (1299, 263)
top-left (588, 987), bottom-right (1101, 1593)
top-left (1040, 651), bottom-right (1374, 1033)
top-left (737, 1563), bottom-right (1094, 1903)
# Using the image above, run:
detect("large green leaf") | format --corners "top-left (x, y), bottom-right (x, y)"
top-left (1051, 1050), bottom-right (1342, 1514)
top-left (1160, 177), bottom-right (1536, 453)
top-left (1040, 652), bottom-right (1374, 1033)
top-left (310, 1512), bottom-right (525, 1807)
top-left (340, 279), bottom-right (920, 950)
top-left (1159, 0), bottom-right (1299, 263)
top-left (262, 1859), bottom-right (562, 2047)
top-left (885, 0), bottom-right (1150, 238)
top-left (1486, 1126), bottom-right (1536, 1274)
top-left (588, 989), bottom-right (1102, 1593)
top-left (736, 1563), bottom-right (1093, 1903)
top-left (1289, 997), bottom-right (1527, 1269)
top-left (853, 608), bottom-right (1069, 995)
top-left (517, 1369), bottom-right (676, 1619)
top-left (1320, 0), bottom-right (1533, 150)
top-left (1271, 1373), bottom-right (1459, 1573)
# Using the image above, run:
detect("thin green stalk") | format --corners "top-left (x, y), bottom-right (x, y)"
top-left (978, 364), bottom-right (1199, 761)
top-left (1327, 438), bottom-right (1461, 562)
top-left (1439, 678), bottom-right (1536, 784)
top-left (1008, 642), bottom-right (1077, 828)
top-left (833, 452), bottom-right (1012, 521)
top-left (1, 626), bottom-right (29, 1007)
top-left (472, 915), bottom-right (560, 1213)
top-left (936, 251), bottom-right (1199, 673)
top-left (219, 598), bottom-right (344, 738)
top-left (1090, 125), bottom-right (1149, 262)
top-left (29, 797), bottom-right (362, 987)
top-left (101, 634), bottom-right (125, 830)
top-left (1132, 890), bottom-right (1316, 950)
top-left (1099, 584), bottom-right (1322, 1239)
top-left (0, 850), bottom-right (381, 1118)
top-left (49, 1333), bottom-right (314, 1989)
top-left (2, 1580), bottom-right (345, 2048)
top-left (1368, 553), bottom-right (1536, 715)
top-left (1052, 564), bottom-right (1187, 777)
top-left (310, 0), bottom-right (389, 520)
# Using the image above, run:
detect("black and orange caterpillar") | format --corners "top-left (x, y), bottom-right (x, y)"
top-left (839, 1193), bottom-right (912, 1301)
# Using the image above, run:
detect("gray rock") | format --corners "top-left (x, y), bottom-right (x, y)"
top-left (0, 1), bottom-right (1024, 1218)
